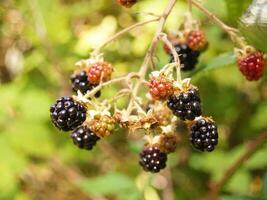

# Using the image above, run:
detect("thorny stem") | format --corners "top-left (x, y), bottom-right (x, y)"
top-left (126, 0), bottom-right (178, 115)
top-left (191, 0), bottom-right (247, 49)
top-left (203, 131), bottom-right (267, 200)
top-left (91, 18), bottom-right (160, 57)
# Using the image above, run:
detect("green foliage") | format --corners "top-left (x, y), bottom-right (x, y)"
top-left (224, 0), bottom-right (252, 25)
top-left (77, 172), bottom-right (141, 200)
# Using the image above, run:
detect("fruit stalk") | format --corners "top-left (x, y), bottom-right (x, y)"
top-left (126, 0), bottom-right (178, 115)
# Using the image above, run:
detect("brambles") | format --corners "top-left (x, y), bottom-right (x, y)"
top-left (117, 0), bottom-right (137, 8)
top-left (170, 43), bottom-right (200, 71)
top-left (189, 117), bottom-right (218, 152)
top-left (186, 30), bottom-right (208, 51)
top-left (87, 62), bottom-right (113, 84)
top-left (237, 51), bottom-right (265, 81)
top-left (49, 0), bottom-right (267, 175)
top-left (139, 146), bottom-right (167, 173)
top-left (71, 126), bottom-right (100, 150)
top-left (148, 74), bottom-right (174, 100)
top-left (167, 87), bottom-right (202, 121)
top-left (50, 97), bottom-right (87, 131)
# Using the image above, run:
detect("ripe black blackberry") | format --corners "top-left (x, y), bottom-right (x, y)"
top-left (139, 146), bottom-right (167, 173)
top-left (50, 97), bottom-right (87, 131)
top-left (167, 88), bottom-right (202, 120)
top-left (71, 126), bottom-right (100, 150)
top-left (70, 70), bottom-right (101, 97)
top-left (170, 43), bottom-right (200, 71)
top-left (189, 118), bottom-right (218, 152)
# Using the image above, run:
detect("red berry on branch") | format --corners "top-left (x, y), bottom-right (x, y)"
top-left (186, 30), bottom-right (207, 51)
top-left (117, 0), bottom-right (137, 8)
top-left (87, 62), bottom-right (113, 85)
top-left (148, 75), bottom-right (174, 100)
top-left (238, 51), bottom-right (265, 81)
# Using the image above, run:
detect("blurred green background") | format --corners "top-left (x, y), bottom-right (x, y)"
top-left (1, 0), bottom-right (267, 199)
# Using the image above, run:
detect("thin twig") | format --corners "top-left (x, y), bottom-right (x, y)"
top-left (203, 131), bottom-right (267, 200)
top-left (192, 0), bottom-right (237, 33)
top-left (84, 72), bottom-right (139, 98)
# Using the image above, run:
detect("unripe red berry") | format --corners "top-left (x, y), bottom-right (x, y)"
top-left (186, 30), bottom-right (207, 51)
top-left (148, 75), bottom-right (174, 100)
top-left (87, 62), bottom-right (113, 84)
top-left (238, 51), bottom-right (265, 81)
top-left (117, 0), bottom-right (137, 8)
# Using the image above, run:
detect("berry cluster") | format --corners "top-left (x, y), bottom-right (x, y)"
top-left (50, 59), bottom-right (115, 151)
top-left (147, 70), bottom-right (219, 159)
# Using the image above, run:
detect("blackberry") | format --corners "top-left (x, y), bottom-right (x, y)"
top-left (170, 43), bottom-right (200, 71)
top-left (189, 118), bottom-right (218, 152)
top-left (167, 88), bottom-right (202, 120)
top-left (139, 146), bottom-right (167, 173)
top-left (70, 71), bottom-right (101, 97)
top-left (50, 97), bottom-right (87, 131)
top-left (71, 126), bottom-right (100, 150)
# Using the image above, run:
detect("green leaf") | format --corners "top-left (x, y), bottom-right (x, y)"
top-left (189, 52), bottom-right (236, 77)
top-left (76, 172), bottom-right (140, 199)
top-left (224, 0), bottom-right (252, 25)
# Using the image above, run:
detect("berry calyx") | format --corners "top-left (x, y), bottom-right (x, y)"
top-left (88, 114), bottom-right (115, 137)
top-left (170, 43), bottom-right (200, 71)
top-left (186, 30), bottom-right (208, 51)
top-left (148, 75), bottom-right (174, 100)
top-left (189, 117), bottom-right (218, 152)
top-left (139, 146), bottom-right (167, 173)
top-left (71, 125), bottom-right (100, 150)
top-left (157, 134), bottom-right (178, 154)
top-left (117, 0), bottom-right (137, 8)
top-left (167, 87), bottom-right (202, 121)
top-left (87, 62), bottom-right (113, 84)
top-left (50, 97), bottom-right (87, 131)
top-left (70, 70), bottom-right (101, 97)
top-left (237, 51), bottom-right (265, 81)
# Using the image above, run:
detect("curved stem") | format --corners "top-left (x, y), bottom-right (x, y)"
top-left (84, 72), bottom-right (139, 98)
top-left (126, 0), bottom-right (178, 115)
top-left (91, 18), bottom-right (160, 57)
